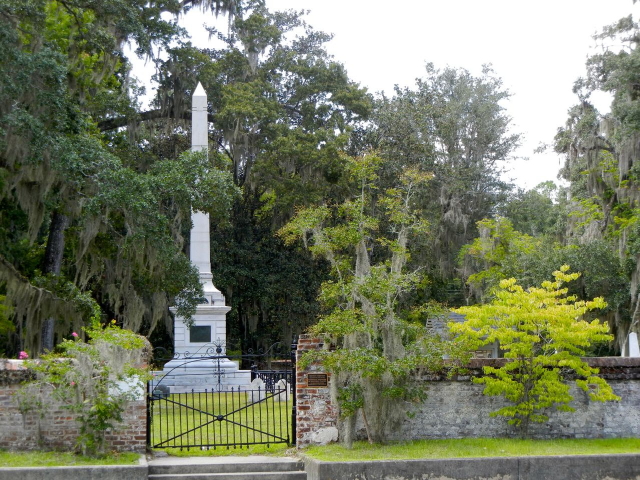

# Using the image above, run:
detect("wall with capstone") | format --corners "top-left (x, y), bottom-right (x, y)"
top-left (391, 364), bottom-right (640, 441)
top-left (295, 338), bottom-right (640, 446)
top-left (0, 359), bottom-right (146, 452)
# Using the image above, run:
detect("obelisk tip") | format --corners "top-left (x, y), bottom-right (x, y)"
top-left (193, 82), bottom-right (206, 98)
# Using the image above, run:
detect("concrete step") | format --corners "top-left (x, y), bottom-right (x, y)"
top-left (149, 462), bottom-right (305, 475)
top-left (149, 472), bottom-right (307, 480)
top-left (148, 456), bottom-right (306, 480)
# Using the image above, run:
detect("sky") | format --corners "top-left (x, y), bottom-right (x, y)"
top-left (145, 0), bottom-right (638, 190)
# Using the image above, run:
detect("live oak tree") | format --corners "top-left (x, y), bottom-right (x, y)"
top-left (140, 3), bottom-right (371, 350)
top-left (0, 0), bottom-right (370, 355)
top-left (554, 12), bottom-right (640, 351)
top-left (280, 152), bottom-right (465, 446)
top-left (368, 64), bottom-right (519, 295)
top-left (0, 0), bottom-right (241, 354)
top-left (451, 266), bottom-right (619, 438)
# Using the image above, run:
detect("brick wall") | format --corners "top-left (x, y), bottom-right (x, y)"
top-left (295, 339), bottom-right (640, 445)
top-left (295, 335), bottom-right (338, 446)
top-left (0, 359), bottom-right (146, 452)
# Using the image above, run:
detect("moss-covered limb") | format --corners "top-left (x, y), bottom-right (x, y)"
top-left (0, 253), bottom-right (87, 355)
top-left (281, 153), bottom-right (461, 445)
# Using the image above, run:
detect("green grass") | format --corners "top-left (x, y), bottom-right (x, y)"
top-left (149, 390), bottom-right (292, 450)
top-left (160, 444), bottom-right (293, 457)
top-left (301, 438), bottom-right (640, 462)
top-left (0, 450), bottom-right (141, 467)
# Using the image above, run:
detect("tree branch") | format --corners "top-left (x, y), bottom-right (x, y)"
top-left (97, 109), bottom-right (216, 131)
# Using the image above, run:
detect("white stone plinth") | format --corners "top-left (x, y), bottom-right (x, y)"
top-left (153, 365), bottom-right (252, 393)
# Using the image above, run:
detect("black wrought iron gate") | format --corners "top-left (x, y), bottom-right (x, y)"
top-left (147, 341), bottom-right (296, 450)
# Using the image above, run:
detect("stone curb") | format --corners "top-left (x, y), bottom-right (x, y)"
top-left (303, 453), bottom-right (640, 480)
top-left (0, 455), bottom-right (147, 480)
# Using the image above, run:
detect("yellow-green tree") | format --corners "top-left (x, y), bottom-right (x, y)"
top-left (451, 266), bottom-right (620, 437)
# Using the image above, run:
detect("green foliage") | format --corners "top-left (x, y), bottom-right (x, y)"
top-left (501, 182), bottom-right (565, 238)
top-left (0, 296), bottom-right (14, 343)
top-left (451, 267), bottom-right (619, 437)
top-left (570, 197), bottom-right (606, 229)
top-left (460, 218), bottom-right (628, 336)
top-left (16, 319), bottom-right (150, 456)
top-left (369, 64), bottom-right (519, 285)
top-left (459, 217), bottom-right (542, 301)
top-left (281, 152), bottom-right (466, 445)
top-left (31, 274), bottom-right (100, 319)
top-left (210, 196), bottom-right (329, 351)
top-left (152, 4), bottom-right (371, 195)
top-left (0, 0), bottom-right (226, 351)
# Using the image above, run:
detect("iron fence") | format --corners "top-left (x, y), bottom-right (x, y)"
top-left (147, 338), bottom-right (297, 449)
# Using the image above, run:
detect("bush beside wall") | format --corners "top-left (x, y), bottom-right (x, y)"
top-left (0, 360), bottom-right (146, 452)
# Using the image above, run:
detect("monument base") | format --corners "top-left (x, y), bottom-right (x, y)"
top-left (153, 355), bottom-right (252, 393)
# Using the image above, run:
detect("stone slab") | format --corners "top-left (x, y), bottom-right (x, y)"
top-left (304, 454), bottom-right (640, 480)
top-left (0, 461), bottom-right (147, 480)
top-left (305, 457), bottom-right (518, 480)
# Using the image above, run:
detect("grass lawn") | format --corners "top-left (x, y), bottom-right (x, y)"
top-left (301, 438), bottom-right (640, 462)
top-left (149, 389), bottom-right (292, 449)
top-left (0, 450), bottom-right (141, 467)
top-left (159, 444), bottom-right (293, 457)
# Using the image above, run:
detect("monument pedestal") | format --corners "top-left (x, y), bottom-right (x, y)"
top-left (158, 294), bottom-right (252, 393)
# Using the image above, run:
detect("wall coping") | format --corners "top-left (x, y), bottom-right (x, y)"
top-left (296, 334), bottom-right (640, 380)
top-left (424, 357), bottom-right (640, 381)
top-left (297, 335), bottom-right (640, 366)
top-left (0, 360), bottom-right (34, 385)
top-left (464, 357), bottom-right (640, 368)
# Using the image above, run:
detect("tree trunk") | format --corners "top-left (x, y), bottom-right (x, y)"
top-left (40, 211), bottom-right (69, 353)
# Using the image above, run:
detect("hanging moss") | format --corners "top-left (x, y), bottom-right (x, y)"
top-left (0, 255), bottom-right (86, 354)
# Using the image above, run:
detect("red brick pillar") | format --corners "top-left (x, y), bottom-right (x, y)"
top-left (295, 335), bottom-right (338, 446)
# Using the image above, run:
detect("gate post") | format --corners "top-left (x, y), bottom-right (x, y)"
top-left (146, 381), bottom-right (151, 448)
top-left (291, 335), bottom-right (297, 445)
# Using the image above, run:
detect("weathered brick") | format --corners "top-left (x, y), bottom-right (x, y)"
top-left (0, 363), bottom-right (146, 452)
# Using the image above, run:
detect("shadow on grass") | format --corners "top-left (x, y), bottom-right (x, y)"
top-left (156, 443), bottom-right (293, 457)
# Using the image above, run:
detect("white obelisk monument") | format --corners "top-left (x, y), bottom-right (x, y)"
top-left (160, 83), bottom-right (251, 392)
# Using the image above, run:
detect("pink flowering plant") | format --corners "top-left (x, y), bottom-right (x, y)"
top-left (16, 317), bottom-right (150, 456)
top-left (18, 351), bottom-right (28, 359)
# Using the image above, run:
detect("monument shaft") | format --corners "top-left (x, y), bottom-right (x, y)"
top-left (158, 82), bottom-right (251, 392)
top-left (190, 83), bottom-right (219, 303)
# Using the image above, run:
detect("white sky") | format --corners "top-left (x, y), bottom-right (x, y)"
top-left (156, 0), bottom-right (638, 190)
